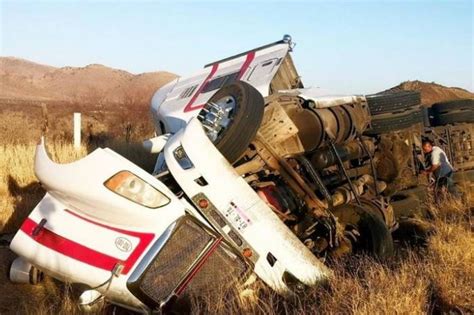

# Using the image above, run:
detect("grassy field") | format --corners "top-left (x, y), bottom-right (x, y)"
top-left (0, 100), bottom-right (154, 145)
top-left (0, 141), bottom-right (472, 314)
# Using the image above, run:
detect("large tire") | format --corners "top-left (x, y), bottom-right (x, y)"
top-left (365, 109), bottom-right (423, 135)
top-left (390, 192), bottom-right (426, 218)
top-left (431, 99), bottom-right (474, 126)
top-left (432, 111), bottom-right (474, 126)
top-left (392, 217), bottom-right (435, 247)
top-left (397, 185), bottom-right (429, 203)
top-left (366, 90), bottom-right (421, 115)
top-left (201, 81), bottom-right (264, 163)
top-left (422, 107), bottom-right (431, 127)
top-left (431, 99), bottom-right (474, 113)
top-left (333, 205), bottom-right (394, 258)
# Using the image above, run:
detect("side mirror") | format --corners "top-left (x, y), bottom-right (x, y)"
top-left (143, 134), bottom-right (171, 154)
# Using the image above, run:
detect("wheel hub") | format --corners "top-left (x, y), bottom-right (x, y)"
top-left (198, 96), bottom-right (236, 142)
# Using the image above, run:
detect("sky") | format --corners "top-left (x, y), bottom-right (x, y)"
top-left (1, 0), bottom-right (473, 94)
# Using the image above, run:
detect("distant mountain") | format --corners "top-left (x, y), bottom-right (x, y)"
top-left (0, 57), bottom-right (177, 107)
top-left (387, 80), bottom-right (474, 106)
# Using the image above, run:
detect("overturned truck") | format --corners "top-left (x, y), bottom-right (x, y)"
top-left (8, 36), bottom-right (474, 313)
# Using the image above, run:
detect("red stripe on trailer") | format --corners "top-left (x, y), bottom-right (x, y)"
top-left (183, 63), bottom-right (219, 113)
top-left (20, 211), bottom-right (154, 274)
top-left (236, 51), bottom-right (255, 80)
top-left (183, 51), bottom-right (256, 113)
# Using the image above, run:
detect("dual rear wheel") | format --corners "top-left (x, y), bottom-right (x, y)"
top-left (198, 81), bottom-right (265, 163)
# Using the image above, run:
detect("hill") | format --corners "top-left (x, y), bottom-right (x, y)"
top-left (0, 57), bottom-right (177, 107)
top-left (0, 57), bottom-right (178, 144)
top-left (388, 80), bottom-right (474, 106)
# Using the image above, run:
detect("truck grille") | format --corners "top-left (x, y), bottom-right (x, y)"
top-left (132, 217), bottom-right (249, 306)
top-left (184, 241), bottom-right (248, 296)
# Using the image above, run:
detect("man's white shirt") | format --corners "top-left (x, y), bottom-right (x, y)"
top-left (430, 146), bottom-right (454, 178)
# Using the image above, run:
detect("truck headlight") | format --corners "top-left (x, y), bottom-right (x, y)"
top-left (105, 171), bottom-right (170, 208)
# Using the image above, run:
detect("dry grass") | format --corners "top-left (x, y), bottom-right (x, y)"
top-left (424, 198), bottom-right (474, 312)
top-left (0, 142), bottom-right (87, 233)
top-left (0, 142), bottom-right (472, 314)
top-left (0, 100), bottom-right (155, 145)
top-left (0, 141), bottom-right (156, 314)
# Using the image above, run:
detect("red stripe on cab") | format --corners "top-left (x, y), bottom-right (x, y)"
top-left (236, 51), bottom-right (255, 80)
top-left (20, 210), bottom-right (155, 274)
top-left (183, 63), bottom-right (219, 113)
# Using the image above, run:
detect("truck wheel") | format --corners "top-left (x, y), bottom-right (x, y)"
top-left (431, 111), bottom-right (474, 126)
top-left (198, 81), bottom-right (264, 163)
top-left (333, 205), bottom-right (394, 259)
top-left (430, 99), bottom-right (474, 126)
top-left (396, 185), bottom-right (429, 203)
top-left (390, 192), bottom-right (425, 218)
top-left (392, 217), bottom-right (435, 247)
top-left (431, 99), bottom-right (474, 113)
top-left (366, 90), bottom-right (421, 115)
top-left (365, 109), bottom-right (423, 135)
top-left (422, 107), bottom-right (431, 127)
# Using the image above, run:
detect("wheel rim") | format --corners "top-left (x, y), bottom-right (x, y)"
top-left (198, 96), bottom-right (236, 142)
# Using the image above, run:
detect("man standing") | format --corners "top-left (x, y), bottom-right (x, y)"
top-left (421, 139), bottom-right (457, 198)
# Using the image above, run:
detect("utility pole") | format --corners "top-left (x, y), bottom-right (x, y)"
top-left (73, 112), bottom-right (81, 149)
